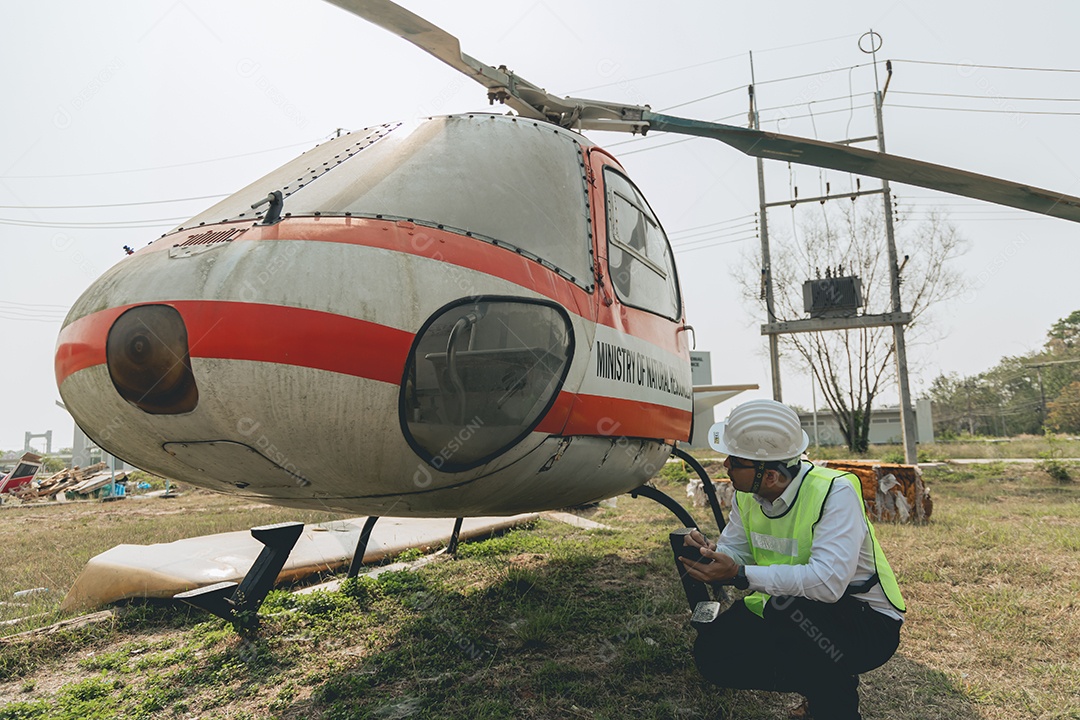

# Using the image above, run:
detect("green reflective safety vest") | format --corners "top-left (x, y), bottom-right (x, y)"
top-left (736, 464), bottom-right (906, 618)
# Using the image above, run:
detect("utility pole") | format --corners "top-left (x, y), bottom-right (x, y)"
top-left (1024, 358), bottom-right (1080, 426)
top-left (1036, 365), bottom-right (1047, 424)
top-left (866, 32), bottom-right (918, 464)
top-left (749, 53), bottom-right (782, 402)
top-left (753, 32), bottom-right (917, 461)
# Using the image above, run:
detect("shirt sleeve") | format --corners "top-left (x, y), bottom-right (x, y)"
top-left (712, 496), bottom-right (756, 565)
top-left (743, 481), bottom-right (866, 603)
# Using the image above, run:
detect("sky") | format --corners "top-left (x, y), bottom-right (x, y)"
top-left (2, 0), bottom-right (1079, 453)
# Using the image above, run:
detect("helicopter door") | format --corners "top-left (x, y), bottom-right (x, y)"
top-left (600, 167), bottom-right (682, 321)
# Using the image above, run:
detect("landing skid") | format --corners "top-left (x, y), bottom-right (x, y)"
top-left (177, 515), bottom-right (470, 628)
top-left (175, 521), bottom-right (304, 629)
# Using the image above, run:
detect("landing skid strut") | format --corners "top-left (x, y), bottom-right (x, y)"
top-left (175, 521), bottom-right (304, 629)
top-left (630, 447), bottom-right (729, 618)
top-left (178, 514), bottom-right (470, 628)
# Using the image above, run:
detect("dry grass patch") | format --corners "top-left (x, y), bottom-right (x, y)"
top-left (0, 470), bottom-right (1077, 718)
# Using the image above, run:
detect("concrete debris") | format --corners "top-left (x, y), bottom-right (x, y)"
top-left (685, 461), bottom-right (931, 524)
top-left (686, 477), bottom-right (733, 509)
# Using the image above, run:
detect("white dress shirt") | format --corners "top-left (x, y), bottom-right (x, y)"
top-left (714, 462), bottom-right (903, 621)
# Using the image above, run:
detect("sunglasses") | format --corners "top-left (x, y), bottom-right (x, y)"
top-left (726, 457), bottom-right (757, 470)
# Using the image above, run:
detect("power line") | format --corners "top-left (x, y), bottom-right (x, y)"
top-left (0, 308), bottom-right (67, 318)
top-left (659, 85), bottom-right (746, 112)
top-left (758, 92), bottom-right (875, 113)
top-left (568, 54), bottom-right (750, 94)
top-left (0, 299), bottom-right (70, 311)
top-left (0, 215), bottom-right (187, 226)
top-left (618, 137), bottom-right (697, 156)
top-left (672, 229), bottom-right (759, 248)
top-left (903, 216), bottom-right (1045, 223)
top-left (567, 32), bottom-right (859, 94)
top-left (672, 228), bottom-right (760, 248)
top-left (673, 233), bottom-right (758, 253)
top-left (755, 61), bottom-right (881, 87)
top-left (0, 217), bottom-right (185, 229)
top-left (888, 103), bottom-right (1080, 117)
top-left (760, 103), bottom-right (875, 122)
top-left (890, 59), bottom-right (1080, 74)
top-left (0, 193), bottom-right (228, 210)
top-left (668, 214), bottom-right (757, 237)
top-left (0, 315), bottom-right (67, 324)
top-left (1, 138), bottom-right (322, 180)
top-left (890, 89), bottom-right (1080, 103)
top-left (0, 307), bottom-right (68, 322)
top-left (670, 219), bottom-right (758, 241)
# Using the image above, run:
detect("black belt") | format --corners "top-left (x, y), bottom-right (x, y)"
top-left (844, 573), bottom-right (880, 596)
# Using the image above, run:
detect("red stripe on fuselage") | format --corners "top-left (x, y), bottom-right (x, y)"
top-left (56, 303), bottom-right (690, 441)
top-left (555, 392), bottom-right (691, 442)
top-left (55, 305), bottom-right (129, 385)
top-left (148, 219), bottom-right (686, 355)
top-left (55, 301), bottom-right (414, 387)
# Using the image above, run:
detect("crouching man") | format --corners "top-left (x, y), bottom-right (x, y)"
top-left (681, 399), bottom-right (904, 720)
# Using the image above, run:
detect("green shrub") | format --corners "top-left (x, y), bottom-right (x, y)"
top-left (658, 461), bottom-right (689, 483)
top-left (1037, 458), bottom-right (1073, 483)
top-left (878, 448), bottom-right (936, 464)
top-left (377, 570), bottom-right (427, 596)
top-left (880, 450), bottom-right (905, 464)
top-left (394, 547), bottom-right (425, 563)
top-left (1038, 434), bottom-right (1074, 483)
top-left (339, 576), bottom-right (378, 605)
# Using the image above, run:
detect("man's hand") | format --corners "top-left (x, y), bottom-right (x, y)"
top-left (683, 529), bottom-right (714, 552)
top-left (680, 531), bottom-right (739, 583)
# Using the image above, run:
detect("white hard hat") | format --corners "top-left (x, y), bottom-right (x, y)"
top-left (708, 399), bottom-right (809, 461)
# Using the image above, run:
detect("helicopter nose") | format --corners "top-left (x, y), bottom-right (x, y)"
top-left (105, 304), bottom-right (199, 415)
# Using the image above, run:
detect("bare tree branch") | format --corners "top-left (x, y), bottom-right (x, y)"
top-left (732, 200), bottom-right (967, 451)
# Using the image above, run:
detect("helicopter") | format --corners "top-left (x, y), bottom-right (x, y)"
top-left (54, 0), bottom-right (1080, 529)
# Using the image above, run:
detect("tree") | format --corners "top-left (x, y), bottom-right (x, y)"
top-left (928, 359), bottom-right (1043, 439)
top-left (1047, 310), bottom-right (1080, 351)
top-left (738, 202), bottom-right (966, 452)
top-left (1046, 380), bottom-right (1080, 434)
top-left (926, 311), bottom-right (1080, 438)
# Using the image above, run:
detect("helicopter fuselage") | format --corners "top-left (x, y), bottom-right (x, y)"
top-left (56, 114), bottom-right (693, 516)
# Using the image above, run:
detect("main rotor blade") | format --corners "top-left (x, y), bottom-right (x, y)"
top-left (322, 0), bottom-right (548, 120)
top-left (328, 0), bottom-right (1080, 224)
top-left (645, 113), bottom-right (1080, 223)
top-left (322, 0), bottom-right (650, 131)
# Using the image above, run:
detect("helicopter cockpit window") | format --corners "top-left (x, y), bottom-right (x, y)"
top-left (603, 168), bottom-right (681, 320)
top-left (400, 297), bottom-right (574, 473)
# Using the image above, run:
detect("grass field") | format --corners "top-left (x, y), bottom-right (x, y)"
top-left (0, 459), bottom-right (1077, 719)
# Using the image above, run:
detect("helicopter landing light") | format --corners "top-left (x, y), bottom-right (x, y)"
top-left (106, 304), bottom-right (199, 415)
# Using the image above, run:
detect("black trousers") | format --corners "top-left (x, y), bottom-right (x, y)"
top-left (693, 594), bottom-right (901, 719)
